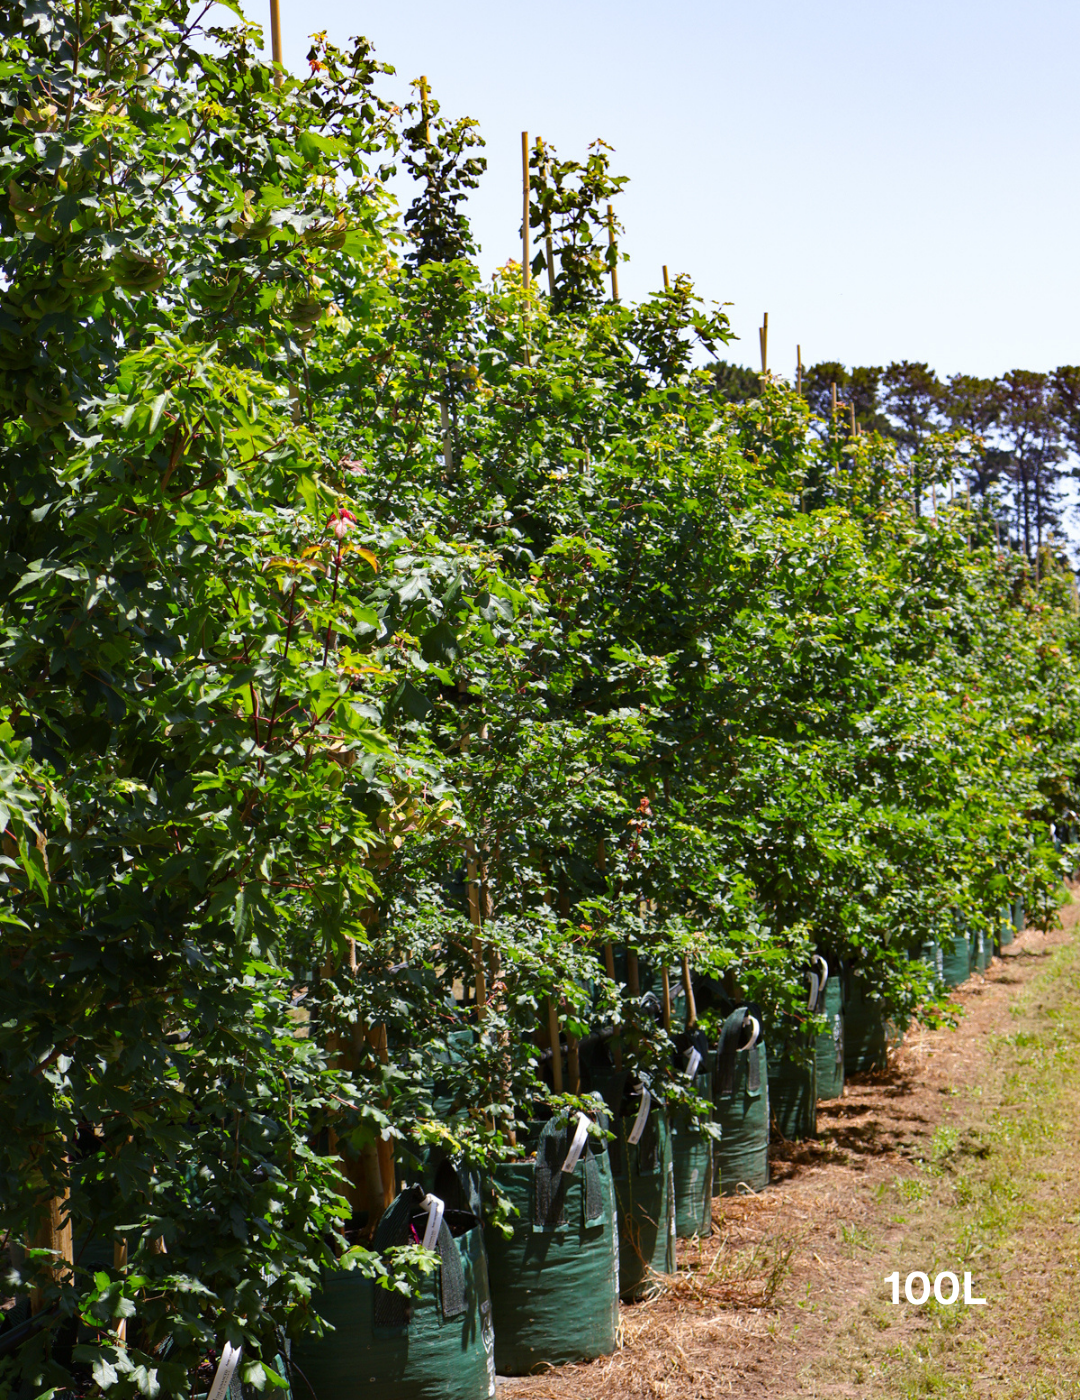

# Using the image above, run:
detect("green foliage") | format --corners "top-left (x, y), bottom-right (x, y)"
top-left (2, 0), bottom-right (1079, 1395)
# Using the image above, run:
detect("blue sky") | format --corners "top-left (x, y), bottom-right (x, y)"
top-left (253, 0), bottom-right (1079, 382)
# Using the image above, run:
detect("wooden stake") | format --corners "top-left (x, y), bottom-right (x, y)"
top-left (662, 265), bottom-right (670, 291)
top-left (626, 948), bottom-right (640, 996)
top-left (566, 1030), bottom-right (581, 1094)
top-left (547, 997), bottom-right (563, 1092)
top-left (607, 204), bottom-right (619, 302)
top-left (30, 1185), bottom-right (73, 1314)
top-left (759, 312), bottom-right (768, 375)
top-left (268, 0), bottom-right (282, 87)
top-left (660, 965), bottom-right (672, 1032)
top-left (830, 382), bottom-right (837, 420)
top-left (465, 839), bottom-right (488, 1014)
top-left (681, 954), bottom-right (698, 1027)
top-left (849, 403), bottom-right (857, 439)
top-left (796, 344), bottom-right (803, 396)
top-left (419, 75), bottom-right (430, 144)
top-left (521, 132), bottom-right (531, 291)
top-left (537, 139), bottom-right (556, 298)
top-left (366, 1022), bottom-right (397, 1209)
top-left (113, 1239), bottom-right (128, 1343)
top-left (440, 396), bottom-right (453, 475)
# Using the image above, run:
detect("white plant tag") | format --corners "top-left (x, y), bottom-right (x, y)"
top-left (561, 1113), bottom-right (591, 1174)
top-left (627, 1088), bottom-right (651, 1144)
top-left (207, 1342), bottom-right (242, 1400)
top-left (420, 1193), bottom-right (445, 1251)
top-left (684, 1047), bottom-right (703, 1079)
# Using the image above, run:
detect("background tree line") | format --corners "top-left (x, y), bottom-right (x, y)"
top-left (715, 359), bottom-right (1080, 561)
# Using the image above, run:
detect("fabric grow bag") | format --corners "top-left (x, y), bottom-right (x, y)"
top-left (941, 931), bottom-right (971, 987)
top-left (768, 1042), bottom-right (816, 1140)
top-left (713, 1007), bottom-right (769, 1195)
top-left (603, 1074), bottom-right (675, 1301)
top-left (842, 970), bottom-right (888, 1075)
top-left (291, 1187), bottom-right (496, 1400)
top-left (670, 1032), bottom-right (714, 1237)
top-left (809, 954), bottom-right (844, 1102)
top-left (485, 1112), bottom-right (619, 1375)
top-left (914, 940), bottom-right (944, 986)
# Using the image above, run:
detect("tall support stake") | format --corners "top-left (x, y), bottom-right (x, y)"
top-left (521, 132), bottom-right (531, 291)
top-left (269, 0), bottom-right (282, 86)
top-left (796, 344), bottom-right (803, 396)
top-left (547, 997), bottom-right (563, 1092)
top-left (830, 381), bottom-right (837, 422)
top-left (535, 137), bottom-right (556, 298)
top-left (681, 955), bottom-right (698, 1028)
top-left (850, 402), bottom-right (857, 438)
top-left (30, 1182), bottom-right (73, 1315)
top-left (606, 204), bottom-right (619, 302)
top-left (758, 312), bottom-right (768, 375)
top-left (466, 839), bottom-right (488, 1015)
top-left (660, 965), bottom-right (672, 1032)
top-left (662, 265), bottom-right (671, 291)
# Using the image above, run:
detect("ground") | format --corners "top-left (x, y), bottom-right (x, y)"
top-left (500, 896), bottom-right (1080, 1399)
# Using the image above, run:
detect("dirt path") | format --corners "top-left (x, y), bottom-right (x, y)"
top-left (501, 898), bottom-right (1080, 1399)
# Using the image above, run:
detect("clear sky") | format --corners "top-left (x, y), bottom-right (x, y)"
top-left (257, 0), bottom-right (1079, 382)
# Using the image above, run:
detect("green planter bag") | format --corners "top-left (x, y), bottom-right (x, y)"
top-left (941, 931), bottom-right (971, 987)
top-left (713, 1006), bottom-right (769, 1195)
top-left (291, 1187), bottom-right (496, 1400)
top-left (812, 956), bottom-right (845, 1102)
top-left (485, 1111), bottom-right (619, 1375)
top-left (843, 970), bottom-right (888, 1075)
top-left (970, 925), bottom-right (991, 974)
top-left (914, 941), bottom-right (944, 986)
top-left (603, 1074), bottom-right (676, 1301)
top-left (768, 1039), bottom-right (816, 1140)
top-left (670, 1032), bottom-right (714, 1237)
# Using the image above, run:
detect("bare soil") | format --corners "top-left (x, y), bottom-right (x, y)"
top-left (500, 899), bottom-right (1080, 1399)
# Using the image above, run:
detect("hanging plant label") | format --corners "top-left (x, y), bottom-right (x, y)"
top-left (561, 1112), bottom-right (592, 1174)
top-left (627, 1089), bottom-right (652, 1144)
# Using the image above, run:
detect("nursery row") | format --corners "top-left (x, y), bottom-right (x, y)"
top-left (2, 2), bottom-right (1079, 1396)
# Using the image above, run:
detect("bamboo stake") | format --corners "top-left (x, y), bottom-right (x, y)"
top-left (662, 265), bottom-right (670, 291)
top-left (758, 312), bottom-right (768, 375)
top-left (681, 954), bottom-right (698, 1027)
top-left (606, 205), bottom-right (619, 302)
top-left (547, 997), bottom-right (563, 1092)
top-left (417, 76), bottom-right (431, 144)
top-left (30, 1184), bottom-right (73, 1314)
top-left (830, 381), bottom-right (837, 421)
top-left (796, 344), bottom-right (803, 396)
top-left (535, 138), bottom-right (556, 299)
top-left (365, 1019), bottom-right (397, 1210)
top-left (440, 397), bottom-right (453, 475)
top-left (566, 1031), bottom-right (581, 1094)
top-left (521, 132), bottom-right (531, 291)
top-left (626, 948), bottom-right (640, 997)
top-left (268, 0), bottom-right (282, 86)
top-left (113, 1240), bottom-right (128, 1343)
top-left (465, 839), bottom-right (488, 1014)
